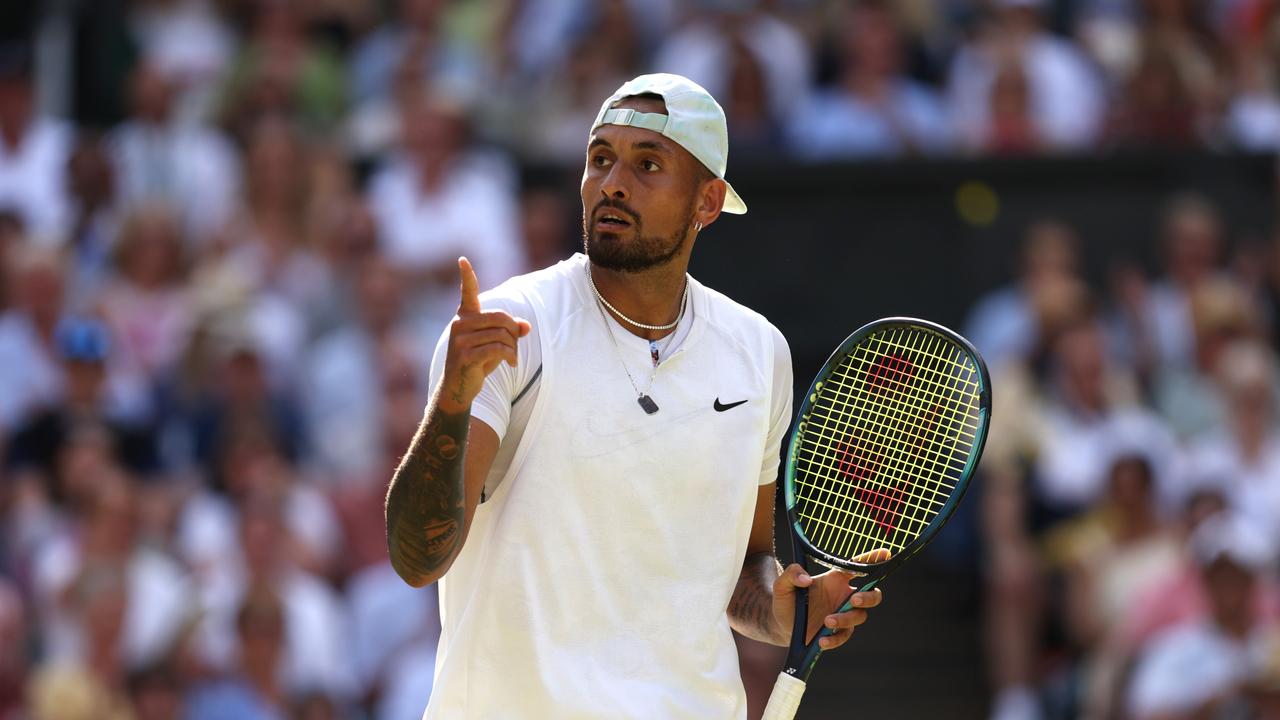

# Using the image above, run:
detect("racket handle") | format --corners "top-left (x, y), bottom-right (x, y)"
top-left (760, 672), bottom-right (807, 720)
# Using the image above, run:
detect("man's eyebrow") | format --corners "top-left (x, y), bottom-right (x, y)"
top-left (587, 136), bottom-right (673, 154)
top-left (634, 140), bottom-right (673, 154)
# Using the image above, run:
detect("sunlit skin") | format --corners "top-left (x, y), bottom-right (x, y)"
top-left (580, 95), bottom-right (725, 341)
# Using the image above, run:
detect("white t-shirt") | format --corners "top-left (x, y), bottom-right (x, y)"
top-left (1127, 620), bottom-right (1258, 718)
top-left (424, 254), bottom-right (792, 719)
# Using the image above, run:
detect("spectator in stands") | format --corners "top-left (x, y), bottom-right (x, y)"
top-left (188, 118), bottom-right (320, 386)
top-left (27, 565), bottom-right (135, 720)
top-left (1032, 317), bottom-right (1179, 517)
top-left (1151, 277), bottom-right (1261, 439)
top-left (0, 43), bottom-right (72, 244)
top-left (5, 317), bottom-right (158, 479)
top-left (1107, 40), bottom-right (1204, 148)
top-left (304, 256), bottom-right (428, 480)
top-left (1046, 453), bottom-right (1183, 718)
top-left (948, 0), bottom-right (1105, 153)
top-left (109, 61), bottom-right (240, 245)
top-left (367, 90), bottom-right (525, 324)
top-left (99, 201), bottom-right (195, 387)
top-left (965, 219), bottom-right (1081, 371)
top-left (788, 0), bottom-right (949, 159)
top-left (1117, 192), bottom-right (1227, 375)
top-left (983, 59), bottom-right (1042, 154)
top-left (217, 115), bottom-right (330, 320)
top-left (1126, 514), bottom-right (1277, 719)
top-left (65, 135), bottom-right (120, 314)
top-left (186, 586), bottom-right (290, 720)
top-left (512, 20), bottom-right (635, 164)
top-left (1140, 0), bottom-right (1223, 124)
top-left (128, 0), bottom-right (236, 124)
top-left (497, 0), bottom-right (667, 86)
top-left (29, 470), bottom-right (192, 673)
top-left (219, 0), bottom-right (346, 139)
top-left (653, 0), bottom-right (809, 131)
top-left (182, 330), bottom-right (304, 485)
top-left (348, 0), bottom-right (482, 109)
top-left (1226, 27), bottom-right (1280, 149)
top-left (1187, 341), bottom-right (1280, 542)
top-left (194, 488), bottom-right (354, 704)
top-left (0, 246), bottom-right (71, 431)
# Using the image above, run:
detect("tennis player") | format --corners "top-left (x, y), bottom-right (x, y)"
top-left (385, 73), bottom-right (882, 718)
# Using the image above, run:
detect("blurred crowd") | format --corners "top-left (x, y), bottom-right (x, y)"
top-left (973, 198), bottom-right (1280, 720)
top-left (0, 0), bottom-right (1279, 719)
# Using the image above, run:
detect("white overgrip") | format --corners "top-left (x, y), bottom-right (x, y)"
top-left (760, 672), bottom-right (807, 720)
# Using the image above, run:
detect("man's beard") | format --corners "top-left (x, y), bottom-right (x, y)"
top-left (583, 199), bottom-right (695, 273)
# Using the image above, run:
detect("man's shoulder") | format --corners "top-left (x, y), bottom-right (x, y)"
top-left (695, 279), bottom-right (781, 338)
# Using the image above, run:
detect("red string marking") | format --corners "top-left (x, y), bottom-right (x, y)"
top-left (839, 352), bottom-right (918, 537)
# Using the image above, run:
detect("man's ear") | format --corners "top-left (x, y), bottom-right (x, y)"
top-left (696, 177), bottom-right (727, 231)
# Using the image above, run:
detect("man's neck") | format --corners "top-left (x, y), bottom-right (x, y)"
top-left (587, 260), bottom-right (689, 341)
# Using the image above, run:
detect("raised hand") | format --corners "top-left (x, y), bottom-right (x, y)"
top-left (437, 257), bottom-right (532, 414)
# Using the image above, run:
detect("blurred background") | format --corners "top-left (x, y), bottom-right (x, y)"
top-left (1, 0), bottom-right (1279, 718)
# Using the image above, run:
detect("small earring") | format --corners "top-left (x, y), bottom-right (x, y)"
top-left (694, 221), bottom-right (703, 233)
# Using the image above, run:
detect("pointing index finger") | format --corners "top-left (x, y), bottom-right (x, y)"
top-left (458, 256), bottom-right (481, 313)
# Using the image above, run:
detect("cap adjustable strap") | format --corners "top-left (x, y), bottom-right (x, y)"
top-left (599, 108), bottom-right (669, 133)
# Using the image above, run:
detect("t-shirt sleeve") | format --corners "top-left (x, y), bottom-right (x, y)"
top-left (427, 292), bottom-right (540, 440)
top-left (759, 325), bottom-right (794, 486)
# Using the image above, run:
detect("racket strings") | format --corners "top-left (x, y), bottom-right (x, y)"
top-left (804, 335), bottom-right (966, 531)
top-left (826, 332), bottom-right (976, 553)
top-left (794, 326), bottom-right (981, 561)
top-left (819, 332), bottom-right (977, 555)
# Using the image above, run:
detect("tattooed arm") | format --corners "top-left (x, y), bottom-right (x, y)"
top-left (730, 483), bottom-right (884, 650)
top-left (730, 549), bottom-right (788, 645)
top-left (385, 400), bottom-right (496, 587)
top-left (385, 257), bottom-right (530, 588)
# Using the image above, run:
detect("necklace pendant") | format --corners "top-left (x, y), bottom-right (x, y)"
top-left (637, 395), bottom-right (659, 414)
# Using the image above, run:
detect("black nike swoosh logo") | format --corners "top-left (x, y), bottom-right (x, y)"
top-left (714, 398), bottom-right (748, 412)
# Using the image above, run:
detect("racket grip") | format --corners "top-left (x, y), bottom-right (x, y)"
top-left (760, 672), bottom-right (807, 720)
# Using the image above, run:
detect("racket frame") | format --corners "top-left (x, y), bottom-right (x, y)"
top-left (777, 316), bottom-right (992, 682)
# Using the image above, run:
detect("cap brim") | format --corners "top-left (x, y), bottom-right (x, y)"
top-left (722, 180), bottom-right (747, 214)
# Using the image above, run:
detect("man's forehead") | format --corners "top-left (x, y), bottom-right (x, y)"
top-left (588, 123), bottom-right (677, 154)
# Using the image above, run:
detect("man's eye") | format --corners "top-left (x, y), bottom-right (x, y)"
top-left (592, 155), bottom-right (612, 168)
top-left (642, 160), bottom-right (661, 172)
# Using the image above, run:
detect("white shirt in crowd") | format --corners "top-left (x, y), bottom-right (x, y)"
top-left (1127, 620), bottom-right (1262, 718)
top-left (108, 119), bottom-right (240, 242)
top-left (948, 32), bottom-right (1105, 151)
top-left (0, 118), bottom-right (72, 243)
top-left (367, 154), bottom-right (526, 319)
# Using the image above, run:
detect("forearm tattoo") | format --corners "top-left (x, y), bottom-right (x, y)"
top-left (385, 401), bottom-right (471, 587)
top-left (729, 552), bottom-right (785, 645)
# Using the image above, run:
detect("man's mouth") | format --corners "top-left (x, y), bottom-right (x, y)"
top-left (594, 210), bottom-right (633, 229)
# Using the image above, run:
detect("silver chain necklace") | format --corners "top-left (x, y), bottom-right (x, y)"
top-left (586, 266), bottom-right (689, 331)
top-left (586, 266), bottom-right (688, 414)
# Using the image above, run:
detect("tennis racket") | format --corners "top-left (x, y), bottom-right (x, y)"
top-left (760, 317), bottom-right (992, 720)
